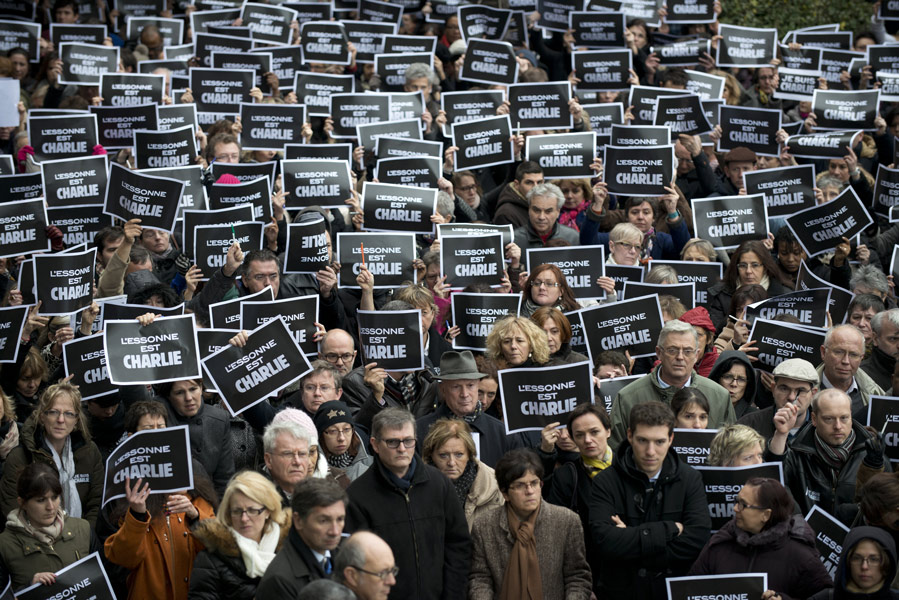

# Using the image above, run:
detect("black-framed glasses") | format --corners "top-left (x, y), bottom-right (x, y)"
top-left (324, 352), bottom-right (355, 364)
top-left (379, 437), bottom-right (415, 449)
top-left (849, 554), bottom-right (883, 566)
top-left (734, 498), bottom-right (765, 511)
top-left (351, 565), bottom-right (400, 580)
top-left (229, 506), bottom-right (267, 518)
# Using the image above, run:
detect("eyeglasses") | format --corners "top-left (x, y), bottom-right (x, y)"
top-left (230, 506), bottom-right (267, 518)
top-left (720, 374), bottom-right (748, 385)
top-left (276, 450), bottom-right (309, 461)
top-left (214, 153), bottom-right (241, 162)
top-left (613, 241), bottom-right (641, 252)
top-left (44, 409), bottom-right (78, 421)
top-left (303, 384), bottom-right (335, 394)
top-left (828, 348), bottom-right (864, 361)
top-left (660, 346), bottom-right (697, 358)
top-left (532, 279), bottom-right (561, 288)
top-left (775, 384), bottom-right (811, 398)
top-left (850, 554), bottom-right (883, 566)
top-left (734, 498), bottom-right (765, 511)
top-left (351, 565), bottom-right (400, 580)
top-left (508, 479), bottom-right (542, 492)
top-left (323, 425), bottom-right (353, 438)
top-left (736, 262), bottom-right (762, 271)
top-left (379, 437), bottom-right (416, 449)
top-left (458, 184), bottom-right (477, 192)
top-left (324, 352), bottom-right (355, 364)
top-left (251, 272), bottom-right (279, 283)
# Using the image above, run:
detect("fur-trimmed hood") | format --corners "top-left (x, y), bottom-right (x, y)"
top-left (191, 513), bottom-right (291, 558)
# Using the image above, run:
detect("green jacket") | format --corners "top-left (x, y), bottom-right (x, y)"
top-left (610, 367), bottom-right (736, 450)
top-left (0, 515), bottom-right (94, 591)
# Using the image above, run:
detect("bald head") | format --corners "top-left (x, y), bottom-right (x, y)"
top-left (335, 532), bottom-right (396, 600)
top-left (811, 389), bottom-right (853, 446)
top-left (821, 324), bottom-right (865, 389)
top-left (319, 329), bottom-right (357, 376)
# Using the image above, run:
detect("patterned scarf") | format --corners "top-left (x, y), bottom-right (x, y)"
top-left (559, 201), bottom-right (588, 231)
top-left (814, 427), bottom-right (857, 471)
top-left (451, 460), bottom-right (479, 505)
top-left (400, 372), bottom-right (420, 407)
top-left (458, 399), bottom-right (483, 425)
top-left (641, 228), bottom-right (655, 262)
top-left (582, 446), bottom-right (613, 478)
top-left (328, 450), bottom-right (354, 469)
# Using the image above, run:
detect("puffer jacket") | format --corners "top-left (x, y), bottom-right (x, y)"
top-left (0, 415), bottom-right (104, 527)
top-left (810, 526), bottom-right (899, 600)
top-left (189, 516), bottom-right (291, 600)
top-left (709, 350), bottom-right (760, 418)
top-left (689, 515), bottom-right (833, 600)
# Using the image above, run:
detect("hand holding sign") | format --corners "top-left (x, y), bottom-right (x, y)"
top-left (125, 477), bottom-right (151, 514)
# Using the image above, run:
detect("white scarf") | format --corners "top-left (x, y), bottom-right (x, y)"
top-left (47, 437), bottom-right (82, 519)
top-left (230, 522), bottom-right (281, 578)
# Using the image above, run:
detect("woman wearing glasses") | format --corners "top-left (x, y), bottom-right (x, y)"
top-left (706, 239), bottom-right (790, 334)
top-left (689, 477), bottom-right (833, 600)
top-left (709, 351), bottom-right (760, 418)
top-left (189, 471), bottom-right (291, 600)
top-left (518, 264), bottom-right (587, 318)
top-left (0, 382), bottom-right (104, 528)
top-left (811, 526), bottom-right (898, 600)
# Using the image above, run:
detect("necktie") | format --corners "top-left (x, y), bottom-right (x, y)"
top-left (321, 556), bottom-right (332, 574)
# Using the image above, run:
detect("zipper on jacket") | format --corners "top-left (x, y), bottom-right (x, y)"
top-left (404, 487), bottom-right (422, 599)
top-left (164, 514), bottom-right (176, 577)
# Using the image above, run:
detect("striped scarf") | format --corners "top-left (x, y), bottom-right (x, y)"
top-left (814, 428), bottom-right (856, 471)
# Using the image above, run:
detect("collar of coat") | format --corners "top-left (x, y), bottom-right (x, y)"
top-left (372, 454), bottom-right (430, 491)
top-left (191, 516), bottom-right (290, 558)
top-left (612, 438), bottom-right (682, 484)
top-left (787, 418), bottom-right (870, 456)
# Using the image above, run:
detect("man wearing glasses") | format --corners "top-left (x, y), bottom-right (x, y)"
top-left (609, 319), bottom-right (735, 449)
top-left (817, 324), bottom-right (884, 422)
top-left (335, 531), bottom-right (399, 600)
top-left (346, 407), bottom-right (470, 600)
top-left (738, 357), bottom-right (819, 441)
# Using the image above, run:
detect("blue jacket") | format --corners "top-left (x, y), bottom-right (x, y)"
top-left (579, 209), bottom-right (690, 260)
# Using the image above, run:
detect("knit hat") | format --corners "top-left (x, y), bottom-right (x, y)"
top-left (272, 407), bottom-right (318, 446)
top-left (215, 173), bottom-right (241, 185)
top-left (679, 306), bottom-right (716, 335)
top-left (313, 400), bottom-right (354, 436)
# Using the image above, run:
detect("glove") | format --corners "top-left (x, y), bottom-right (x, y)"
top-left (174, 253), bottom-right (192, 277)
top-left (864, 433), bottom-right (885, 470)
top-left (45, 226), bottom-right (64, 253)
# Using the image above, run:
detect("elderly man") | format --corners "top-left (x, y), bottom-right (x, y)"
top-left (416, 350), bottom-right (526, 467)
top-left (861, 308), bottom-right (899, 391)
top-left (512, 183), bottom-right (579, 256)
top-left (610, 320), bottom-right (735, 449)
top-left (817, 324), bottom-right (884, 422)
top-left (257, 478), bottom-right (348, 596)
top-left (319, 329), bottom-right (358, 376)
top-left (262, 421), bottom-right (315, 506)
top-left (346, 407), bottom-right (470, 600)
top-left (335, 531), bottom-right (398, 600)
top-left (717, 146), bottom-right (758, 195)
top-left (767, 389), bottom-right (891, 524)
top-left (738, 358), bottom-right (819, 441)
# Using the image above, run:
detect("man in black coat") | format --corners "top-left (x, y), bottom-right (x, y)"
top-left (345, 407), bottom-right (471, 600)
top-left (589, 401), bottom-right (711, 600)
top-left (257, 478), bottom-right (348, 596)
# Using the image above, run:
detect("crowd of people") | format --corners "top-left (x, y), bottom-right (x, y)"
top-left (2, 0), bottom-right (899, 598)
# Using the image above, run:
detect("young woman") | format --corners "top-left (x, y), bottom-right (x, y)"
top-left (671, 388), bottom-right (710, 429)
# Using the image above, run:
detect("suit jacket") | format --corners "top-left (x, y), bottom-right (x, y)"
top-left (255, 527), bottom-right (327, 597)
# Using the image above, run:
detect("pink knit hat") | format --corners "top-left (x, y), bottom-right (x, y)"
top-left (272, 407), bottom-right (319, 446)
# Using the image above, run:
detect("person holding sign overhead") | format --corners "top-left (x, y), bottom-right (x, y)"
top-left (511, 183), bottom-right (579, 254)
top-left (518, 264), bottom-right (583, 319)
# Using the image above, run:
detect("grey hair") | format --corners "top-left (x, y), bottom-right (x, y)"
top-left (334, 537), bottom-right (368, 584)
top-left (527, 182), bottom-right (565, 209)
top-left (380, 300), bottom-right (414, 312)
top-left (872, 308), bottom-right (899, 335)
top-left (300, 359), bottom-right (344, 392)
top-left (297, 580), bottom-right (357, 600)
top-left (609, 222), bottom-right (643, 244)
top-left (436, 191), bottom-right (455, 219)
top-left (681, 238), bottom-right (717, 261)
top-left (404, 62), bottom-right (439, 87)
top-left (817, 174), bottom-right (844, 190)
top-left (646, 265), bottom-right (678, 285)
top-left (371, 406), bottom-right (416, 440)
top-left (823, 323), bottom-right (865, 349)
top-left (658, 318), bottom-right (698, 348)
top-left (263, 422), bottom-right (311, 454)
top-left (810, 388), bottom-right (851, 414)
top-left (850, 265), bottom-right (889, 295)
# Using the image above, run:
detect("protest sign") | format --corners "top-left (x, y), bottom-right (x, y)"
top-left (594, 374), bottom-right (640, 412)
top-left (786, 187), bottom-right (872, 257)
top-left (192, 222), bottom-right (264, 280)
top-left (794, 31), bottom-right (852, 49)
top-left (878, 72), bottom-right (899, 103)
top-left (359, 0), bottom-right (403, 25)
top-left (692, 194), bottom-right (768, 250)
top-left (27, 113), bottom-right (98, 163)
top-left (282, 159), bottom-right (352, 210)
top-left (648, 260), bottom-right (722, 305)
top-left (104, 162), bottom-right (183, 232)
top-left (285, 143), bottom-right (353, 163)
top-left (329, 92), bottom-right (391, 138)
top-left (238, 103), bottom-right (305, 152)
top-left (357, 309), bottom-right (424, 372)
top-left (718, 105), bottom-right (781, 156)
top-left (775, 67), bottom-right (821, 101)
top-left (252, 44), bottom-right (301, 90)
top-left (375, 52), bottom-right (432, 91)
top-left (525, 132), bottom-right (596, 179)
top-left (743, 164), bottom-right (816, 218)
top-left (667, 574), bottom-right (768, 600)
top-left (284, 216), bottom-right (330, 274)
top-left (0, 155), bottom-right (11, 175)
top-left (294, 72), bottom-right (355, 117)
top-left (654, 93), bottom-right (712, 135)
top-left (441, 90), bottom-right (505, 138)
top-left (780, 45), bottom-right (823, 71)
top-left (786, 130), bottom-right (861, 160)
top-left (819, 49), bottom-right (865, 84)
top-left (695, 462), bottom-right (784, 530)
top-left (101, 426), bottom-right (194, 507)
top-left (650, 39), bottom-right (711, 67)
top-left (142, 165), bottom-right (206, 216)
top-left (14, 553), bottom-right (115, 600)
top-left (0, 198), bottom-right (49, 259)
top-left (133, 125), bottom-right (196, 170)
top-left (361, 182), bottom-right (437, 234)
top-left (241, 295), bottom-right (320, 356)
top-left (190, 8), bottom-right (243, 35)
top-left (90, 103), bottom-right (158, 150)
top-left (356, 118), bottom-right (422, 155)
top-left (382, 34), bottom-right (437, 55)
top-left (157, 104), bottom-right (198, 134)
top-left (104, 314), bottom-right (201, 385)
top-left (868, 396), bottom-right (899, 464)
top-left (126, 16), bottom-right (183, 46)
top-left (509, 82), bottom-right (572, 131)
top-left (537, 0), bottom-right (583, 31)
top-left (34, 248), bottom-right (95, 316)
top-left (210, 162), bottom-right (276, 189)
top-left (604, 264), bottom-right (644, 301)
top-left (610, 124), bottom-right (671, 147)
top-left (0, 20), bottom-right (39, 62)
top-left (336, 232), bottom-right (416, 289)
top-left (40, 155), bottom-right (108, 208)
top-left (59, 43), bottom-right (118, 85)
top-left (881, 1), bottom-right (899, 19)
top-left (665, 0), bottom-right (715, 22)
top-left (440, 233), bottom-right (505, 289)
top-left (499, 361), bottom-right (595, 434)
top-left (603, 144), bottom-right (674, 197)
top-left (451, 293), bottom-right (521, 351)
top-left (672, 428), bottom-right (717, 465)
top-left (17, 258), bottom-right (35, 306)
top-left (805, 505), bottom-right (850, 579)
top-left (452, 115), bottom-right (515, 170)
top-left (376, 138), bottom-right (443, 160)
top-left (100, 73), bottom-right (164, 107)
top-left (572, 49), bottom-right (632, 92)
top-left (62, 334), bottom-right (116, 401)
top-left (375, 156), bottom-right (440, 189)
top-left (795, 261), bottom-right (854, 325)
top-left (580, 295), bottom-right (663, 359)
top-left (210, 286), bottom-right (273, 330)
top-left (209, 177), bottom-right (271, 223)
top-left (189, 67), bottom-right (254, 117)
top-left (197, 328), bottom-right (235, 390)
top-left (0, 305), bottom-right (27, 364)
top-left (387, 91), bottom-right (425, 122)
top-left (868, 44), bottom-right (899, 75)
top-left (624, 281), bottom-right (695, 310)
top-left (527, 245), bottom-right (606, 300)
top-left (458, 4), bottom-right (511, 41)
top-left (343, 21), bottom-right (394, 64)
top-left (437, 223), bottom-right (514, 247)
top-left (872, 164), bottom-right (899, 218)
top-left (241, 2), bottom-right (297, 44)
top-left (746, 318), bottom-right (825, 373)
top-left (745, 288), bottom-right (831, 328)
top-left (685, 71), bottom-right (724, 102)
top-left (716, 24), bottom-right (777, 67)
top-left (103, 302), bottom-right (184, 322)
top-left (812, 89), bottom-right (880, 131)
top-left (570, 11), bottom-right (625, 47)
top-left (582, 102), bottom-right (623, 144)
top-left (460, 38), bottom-right (518, 86)
top-left (300, 20), bottom-right (350, 65)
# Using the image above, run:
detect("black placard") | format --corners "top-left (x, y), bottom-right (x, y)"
top-left (440, 233), bottom-right (504, 289)
top-left (376, 138), bottom-right (442, 160)
top-left (329, 92), bottom-right (390, 139)
top-left (192, 222), bottom-right (264, 279)
top-left (197, 328), bottom-right (234, 392)
top-left (62, 334), bottom-right (116, 401)
top-left (134, 125), bottom-right (196, 170)
top-left (695, 462), bottom-right (783, 530)
top-left (691, 194), bottom-right (768, 250)
top-left (357, 309), bottom-right (424, 372)
top-left (336, 232), bottom-right (416, 289)
top-left (878, 72), bottom-right (899, 103)
top-left (461, 38), bottom-right (519, 86)
top-left (743, 164), bottom-right (816, 218)
top-left (805, 505), bottom-right (850, 579)
top-left (103, 302), bottom-right (184, 322)
top-left (537, 0), bottom-right (582, 31)
top-left (40, 156), bottom-right (108, 208)
top-left (572, 49), bottom-right (631, 92)
top-left (282, 159), bottom-right (352, 210)
top-left (594, 374), bottom-right (640, 412)
top-left (27, 113), bottom-right (99, 163)
top-left (624, 281), bottom-right (695, 310)
top-left (374, 52), bottom-right (432, 92)
top-left (665, 0), bottom-right (715, 23)
top-left (294, 72), bottom-right (355, 118)
top-left (189, 67), bottom-right (254, 116)
top-left (210, 286), bottom-right (273, 330)
top-left (458, 4), bottom-right (510, 42)
top-left (91, 103), bottom-right (158, 150)
top-left (610, 124), bottom-right (670, 146)
top-left (821, 49), bottom-right (864, 84)
top-left (210, 51), bottom-right (272, 92)
top-left (360, 0), bottom-right (403, 25)
top-left (452, 115), bottom-right (515, 170)
top-left (241, 295), bottom-right (319, 357)
top-left (580, 294), bottom-right (663, 359)
top-left (102, 426), bottom-right (194, 507)
top-left (0, 155), bottom-right (11, 175)
top-left (442, 90), bottom-right (505, 140)
top-left (241, 1), bottom-right (297, 44)
top-left (211, 162), bottom-right (277, 190)
top-left (881, 0), bottom-right (899, 19)
top-left (786, 130), bottom-right (861, 160)
top-left (0, 305), bottom-right (27, 364)
top-left (157, 104), bottom-right (198, 134)
top-left (582, 102), bottom-right (623, 144)
top-left (300, 20), bottom-right (350, 65)
top-left (59, 43), bottom-right (119, 85)
top-left (867, 396), bottom-right (899, 464)
top-left (648, 260), bottom-right (722, 305)
top-left (375, 156), bottom-right (440, 189)
top-left (438, 223), bottom-right (514, 247)
top-left (382, 34), bottom-right (437, 56)
top-left (747, 289), bottom-right (831, 331)
top-left (684, 70), bottom-right (726, 100)
top-left (718, 104), bottom-right (780, 156)
top-left (794, 31), bottom-right (852, 50)
top-left (49, 205), bottom-right (111, 253)
top-left (509, 82), bottom-right (572, 131)
top-left (362, 182), bottom-right (437, 234)
top-left (525, 132), bottom-right (595, 179)
top-left (104, 163), bottom-right (183, 232)
top-left (779, 44), bottom-right (822, 72)
top-left (450, 293), bottom-right (521, 351)
top-left (649, 39), bottom-right (711, 67)
top-left (190, 8), bottom-right (243, 35)
top-left (527, 245), bottom-right (606, 300)
top-left (357, 118), bottom-right (422, 155)
top-left (104, 314), bottom-right (200, 385)
top-left (51, 23), bottom-right (107, 47)
top-left (284, 216), bottom-right (330, 274)
top-left (604, 263), bottom-right (645, 301)
top-left (34, 248), bottom-right (96, 316)
top-left (0, 20), bottom-right (39, 62)
top-left (654, 93), bottom-right (712, 135)
top-left (100, 73), bottom-right (164, 107)
top-left (812, 89), bottom-right (880, 132)
top-left (182, 204), bottom-right (254, 262)
top-left (239, 103), bottom-right (306, 152)
top-left (746, 318), bottom-right (825, 373)
top-left (125, 16), bottom-right (183, 46)
top-left (795, 261), bottom-right (854, 326)
top-left (388, 91), bottom-right (425, 123)
top-left (499, 361), bottom-right (594, 434)
top-left (569, 11), bottom-right (625, 47)
top-left (0, 198), bottom-right (49, 258)
top-left (142, 165), bottom-right (207, 216)
top-left (15, 553), bottom-right (116, 600)
top-left (774, 67), bottom-right (821, 102)
top-left (875, 164), bottom-right (899, 218)
top-left (603, 144), bottom-right (674, 197)
top-left (193, 32), bottom-right (253, 68)
top-left (209, 177), bottom-right (271, 223)
top-left (254, 44), bottom-right (302, 90)
top-left (672, 428), bottom-right (717, 465)
top-left (667, 574), bottom-right (768, 600)
top-left (285, 143), bottom-right (353, 163)
top-left (785, 187), bottom-right (872, 257)
top-left (343, 21), bottom-right (394, 64)
top-left (716, 24), bottom-right (777, 67)
top-left (868, 44), bottom-right (899, 75)
top-left (628, 85), bottom-right (685, 124)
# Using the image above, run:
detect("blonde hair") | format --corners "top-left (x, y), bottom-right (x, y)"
top-left (396, 284), bottom-right (437, 316)
top-left (485, 316), bottom-right (550, 366)
top-left (217, 470), bottom-right (291, 532)
top-left (708, 425), bottom-right (765, 466)
top-left (422, 418), bottom-right (478, 463)
top-left (0, 389), bottom-right (15, 424)
top-left (36, 383), bottom-right (89, 440)
top-left (609, 222), bottom-right (643, 244)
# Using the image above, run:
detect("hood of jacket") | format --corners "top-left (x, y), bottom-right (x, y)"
top-left (834, 526), bottom-right (898, 600)
top-left (191, 516), bottom-right (290, 559)
top-left (709, 350), bottom-right (758, 405)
